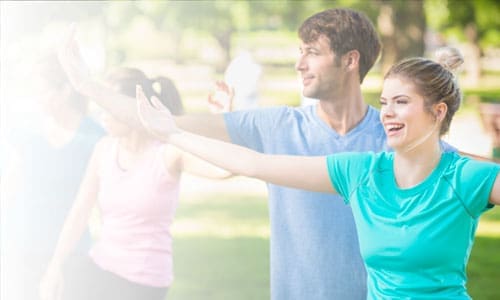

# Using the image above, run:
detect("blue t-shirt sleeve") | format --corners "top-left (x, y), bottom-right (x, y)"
top-left (454, 158), bottom-right (500, 217)
top-left (326, 152), bottom-right (373, 204)
top-left (224, 107), bottom-right (287, 152)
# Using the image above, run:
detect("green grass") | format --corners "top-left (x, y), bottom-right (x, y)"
top-left (167, 191), bottom-right (500, 299)
top-left (468, 208), bottom-right (500, 299)
top-left (168, 193), bottom-right (270, 300)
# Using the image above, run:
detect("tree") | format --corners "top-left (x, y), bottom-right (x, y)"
top-left (374, 0), bottom-right (426, 74)
top-left (425, 0), bottom-right (500, 84)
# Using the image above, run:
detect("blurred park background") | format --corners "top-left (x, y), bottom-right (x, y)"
top-left (1, 1), bottom-right (499, 299)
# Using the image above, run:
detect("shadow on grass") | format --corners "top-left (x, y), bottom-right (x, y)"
top-left (168, 193), bottom-right (270, 299)
top-left (169, 236), bottom-right (270, 300)
top-left (177, 194), bottom-right (269, 223)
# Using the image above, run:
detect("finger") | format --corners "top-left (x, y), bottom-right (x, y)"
top-left (208, 98), bottom-right (224, 110)
top-left (136, 85), bottom-right (148, 107)
top-left (136, 85), bottom-right (148, 123)
top-left (207, 92), bottom-right (218, 106)
top-left (215, 80), bottom-right (230, 94)
top-left (136, 85), bottom-right (159, 131)
top-left (229, 85), bottom-right (235, 98)
top-left (59, 24), bottom-right (80, 73)
top-left (151, 96), bottom-right (168, 111)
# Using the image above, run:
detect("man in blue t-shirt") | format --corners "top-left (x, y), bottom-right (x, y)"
top-left (175, 8), bottom-right (383, 299)
top-left (58, 8), bottom-right (381, 300)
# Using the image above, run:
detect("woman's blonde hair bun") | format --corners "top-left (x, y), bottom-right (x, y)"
top-left (434, 47), bottom-right (464, 73)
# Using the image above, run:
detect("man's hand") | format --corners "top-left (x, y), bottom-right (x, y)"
top-left (136, 85), bottom-right (180, 141)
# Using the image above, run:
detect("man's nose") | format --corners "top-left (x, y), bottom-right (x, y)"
top-left (295, 55), bottom-right (306, 71)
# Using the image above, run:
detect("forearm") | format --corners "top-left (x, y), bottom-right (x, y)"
top-left (168, 131), bottom-right (334, 193)
top-left (175, 114), bottom-right (231, 142)
top-left (79, 80), bottom-right (143, 130)
top-left (169, 131), bottom-right (259, 178)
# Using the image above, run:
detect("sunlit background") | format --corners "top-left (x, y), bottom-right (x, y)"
top-left (1, 1), bottom-right (500, 299)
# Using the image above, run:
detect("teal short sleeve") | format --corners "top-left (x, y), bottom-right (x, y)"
top-left (326, 155), bottom-right (349, 203)
top-left (326, 152), bottom-right (374, 204)
top-left (454, 159), bottom-right (500, 217)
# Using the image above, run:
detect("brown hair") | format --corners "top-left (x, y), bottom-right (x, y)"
top-left (106, 67), bottom-right (184, 116)
top-left (298, 8), bottom-right (381, 83)
top-left (384, 47), bottom-right (464, 135)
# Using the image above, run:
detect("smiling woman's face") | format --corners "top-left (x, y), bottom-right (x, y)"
top-left (379, 77), bottom-right (438, 151)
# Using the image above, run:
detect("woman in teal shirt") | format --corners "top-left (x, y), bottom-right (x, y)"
top-left (137, 47), bottom-right (500, 299)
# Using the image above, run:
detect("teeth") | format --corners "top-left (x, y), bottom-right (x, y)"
top-left (387, 124), bottom-right (404, 131)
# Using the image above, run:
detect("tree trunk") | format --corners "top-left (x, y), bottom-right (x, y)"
top-left (464, 23), bottom-right (481, 85)
top-left (215, 30), bottom-right (232, 73)
top-left (377, 0), bottom-right (426, 74)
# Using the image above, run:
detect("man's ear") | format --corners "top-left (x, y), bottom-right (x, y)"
top-left (344, 50), bottom-right (360, 69)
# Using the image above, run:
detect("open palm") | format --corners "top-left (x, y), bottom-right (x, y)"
top-left (136, 85), bottom-right (180, 141)
top-left (57, 24), bottom-right (91, 92)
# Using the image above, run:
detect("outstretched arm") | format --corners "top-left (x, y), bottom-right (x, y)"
top-left (172, 132), bottom-right (334, 193)
top-left (58, 24), bottom-right (142, 129)
top-left (137, 86), bottom-right (336, 194)
top-left (59, 24), bottom-right (231, 142)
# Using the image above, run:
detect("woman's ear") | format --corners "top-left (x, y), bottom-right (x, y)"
top-left (434, 102), bottom-right (448, 122)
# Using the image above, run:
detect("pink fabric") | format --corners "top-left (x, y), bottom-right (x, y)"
top-left (90, 140), bottom-right (179, 287)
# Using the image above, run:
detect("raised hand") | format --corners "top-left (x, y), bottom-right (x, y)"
top-left (136, 85), bottom-right (180, 141)
top-left (57, 23), bottom-right (91, 92)
top-left (208, 80), bottom-right (234, 113)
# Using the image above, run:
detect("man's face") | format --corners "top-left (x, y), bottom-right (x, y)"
top-left (295, 35), bottom-right (343, 100)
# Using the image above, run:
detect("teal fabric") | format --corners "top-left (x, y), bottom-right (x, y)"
top-left (326, 151), bottom-right (499, 299)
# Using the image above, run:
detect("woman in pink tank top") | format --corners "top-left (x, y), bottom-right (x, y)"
top-left (40, 68), bottom-right (230, 300)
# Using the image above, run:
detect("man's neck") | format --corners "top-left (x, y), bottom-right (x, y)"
top-left (317, 90), bottom-right (368, 135)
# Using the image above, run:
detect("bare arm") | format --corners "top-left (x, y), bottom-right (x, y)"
top-left (162, 145), bottom-right (232, 179)
top-left (179, 150), bottom-right (233, 179)
top-left (58, 25), bottom-right (142, 130)
top-left (489, 173), bottom-right (500, 206)
top-left (137, 87), bottom-right (335, 193)
top-left (176, 113), bottom-right (231, 142)
top-left (59, 25), bottom-right (232, 142)
top-left (170, 131), bottom-right (335, 193)
top-left (459, 150), bottom-right (500, 163)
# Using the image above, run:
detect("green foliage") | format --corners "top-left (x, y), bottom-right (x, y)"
top-left (425, 0), bottom-right (500, 47)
